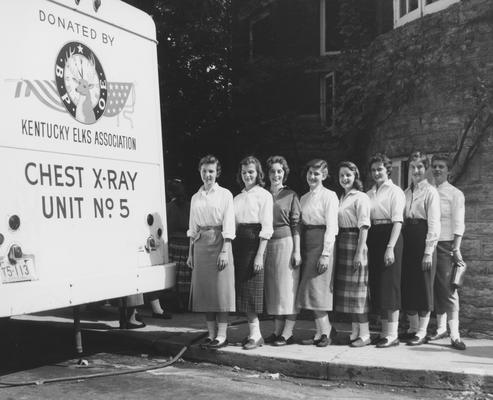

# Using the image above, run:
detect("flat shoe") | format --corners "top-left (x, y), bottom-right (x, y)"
top-left (125, 321), bottom-right (146, 329)
top-left (350, 337), bottom-right (371, 347)
top-left (273, 335), bottom-right (295, 346)
top-left (316, 334), bottom-right (331, 347)
top-left (243, 337), bottom-right (264, 350)
top-left (398, 332), bottom-right (417, 342)
top-left (376, 337), bottom-right (400, 348)
top-left (208, 338), bottom-right (228, 349)
top-left (152, 312), bottom-right (172, 320)
top-left (427, 331), bottom-right (448, 341)
top-left (199, 338), bottom-right (213, 349)
top-left (301, 337), bottom-right (317, 345)
top-left (406, 335), bottom-right (428, 346)
top-left (451, 339), bottom-right (466, 350)
top-left (264, 333), bottom-right (279, 344)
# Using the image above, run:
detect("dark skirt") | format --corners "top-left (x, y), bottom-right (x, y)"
top-left (233, 224), bottom-right (263, 313)
top-left (434, 241), bottom-right (459, 314)
top-left (169, 236), bottom-right (191, 299)
top-left (296, 226), bottom-right (334, 311)
top-left (334, 229), bottom-right (369, 314)
top-left (401, 220), bottom-right (436, 311)
top-left (367, 224), bottom-right (403, 312)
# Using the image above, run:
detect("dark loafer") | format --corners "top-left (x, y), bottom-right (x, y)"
top-left (398, 332), bottom-right (417, 341)
top-left (152, 312), bottom-right (172, 320)
top-left (199, 338), bottom-right (213, 349)
top-left (125, 321), bottom-right (146, 330)
top-left (406, 335), bottom-right (428, 346)
top-left (350, 337), bottom-right (371, 347)
top-left (427, 331), bottom-right (448, 341)
top-left (243, 337), bottom-right (264, 350)
top-left (451, 339), bottom-right (466, 350)
top-left (376, 337), bottom-right (400, 348)
top-left (264, 333), bottom-right (279, 344)
top-left (209, 338), bottom-right (228, 349)
top-left (316, 334), bottom-right (331, 347)
top-left (273, 335), bottom-right (295, 346)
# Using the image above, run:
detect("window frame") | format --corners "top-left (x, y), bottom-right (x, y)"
top-left (393, 0), bottom-right (460, 28)
top-left (320, 71), bottom-right (336, 130)
top-left (319, 0), bottom-right (342, 56)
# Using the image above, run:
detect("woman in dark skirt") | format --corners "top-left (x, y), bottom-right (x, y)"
top-left (334, 161), bottom-right (371, 347)
top-left (401, 151), bottom-right (441, 346)
top-left (187, 155), bottom-right (236, 348)
top-left (366, 154), bottom-right (405, 348)
top-left (263, 156), bottom-right (301, 346)
top-left (296, 159), bottom-right (338, 347)
top-left (233, 156), bottom-right (273, 350)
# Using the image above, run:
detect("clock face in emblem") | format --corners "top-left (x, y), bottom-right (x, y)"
top-left (55, 42), bottom-right (107, 124)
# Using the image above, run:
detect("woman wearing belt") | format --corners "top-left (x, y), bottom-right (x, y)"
top-left (233, 156), bottom-right (273, 350)
top-left (367, 154), bottom-right (405, 348)
top-left (187, 155), bottom-right (236, 349)
top-left (334, 161), bottom-right (371, 347)
top-left (263, 156), bottom-right (302, 346)
top-left (297, 159), bottom-right (338, 347)
top-left (401, 151), bottom-right (441, 346)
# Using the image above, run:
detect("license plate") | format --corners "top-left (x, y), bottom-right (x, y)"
top-left (0, 255), bottom-right (37, 284)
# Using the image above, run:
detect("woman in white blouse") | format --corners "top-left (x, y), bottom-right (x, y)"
top-left (334, 161), bottom-right (371, 347)
top-left (297, 159), bottom-right (338, 348)
top-left (233, 156), bottom-right (273, 350)
top-left (187, 155), bottom-right (235, 349)
top-left (401, 151), bottom-right (440, 346)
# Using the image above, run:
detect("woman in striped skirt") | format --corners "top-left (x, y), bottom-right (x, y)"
top-left (296, 159), bottom-right (338, 347)
top-left (334, 161), bottom-right (371, 347)
top-left (263, 156), bottom-right (301, 346)
top-left (187, 155), bottom-right (236, 349)
top-left (233, 156), bottom-right (273, 350)
top-left (401, 151), bottom-right (440, 346)
top-left (367, 154), bottom-right (405, 348)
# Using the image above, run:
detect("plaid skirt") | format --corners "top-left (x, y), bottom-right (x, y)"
top-left (434, 241), bottom-right (459, 314)
top-left (233, 224), bottom-right (264, 313)
top-left (334, 229), bottom-right (369, 314)
top-left (169, 236), bottom-right (191, 297)
top-left (401, 220), bottom-right (436, 311)
top-left (367, 224), bottom-right (402, 312)
top-left (190, 227), bottom-right (235, 312)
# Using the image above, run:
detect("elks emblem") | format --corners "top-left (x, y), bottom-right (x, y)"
top-left (11, 42), bottom-right (135, 127)
top-left (55, 42), bottom-right (107, 124)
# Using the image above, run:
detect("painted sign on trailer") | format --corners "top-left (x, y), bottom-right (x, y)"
top-left (0, 0), bottom-right (175, 317)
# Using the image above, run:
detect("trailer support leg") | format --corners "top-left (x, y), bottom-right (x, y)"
top-left (73, 305), bottom-right (83, 355)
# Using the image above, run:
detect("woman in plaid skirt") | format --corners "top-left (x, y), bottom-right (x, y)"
top-left (334, 161), bottom-right (371, 347)
top-left (296, 159), bottom-right (338, 347)
top-left (187, 155), bottom-right (236, 349)
top-left (233, 156), bottom-right (273, 350)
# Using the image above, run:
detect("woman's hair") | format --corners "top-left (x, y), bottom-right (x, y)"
top-left (431, 153), bottom-right (452, 170)
top-left (368, 153), bottom-right (392, 177)
top-left (266, 155), bottom-right (290, 183)
top-left (304, 158), bottom-right (329, 179)
top-left (409, 151), bottom-right (429, 169)
top-left (236, 155), bottom-right (265, 187)
top-left (198, 154), bottom-right (222, 178)
top-left (337, 161), bottom-right (364, 191)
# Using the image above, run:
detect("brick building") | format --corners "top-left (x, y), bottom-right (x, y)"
top-left (233, 0), bottom-right (493, 337)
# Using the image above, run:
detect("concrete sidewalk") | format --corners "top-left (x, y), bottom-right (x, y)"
top-left (13, 308), bottom-right (493, 392)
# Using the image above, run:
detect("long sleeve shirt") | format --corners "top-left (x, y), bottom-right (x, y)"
top-left (435, 181), bottom-right (465, 241)
top-left (367, 179), bottom-right (405, 223)
top-left (234, 185), bottom-right (274, 240)
top-left (187, 183), bottom-right (235, 240)
top-left (404, 179), bottom-right (441, 255)
top-left (338, 189), bottom-right (371, 229)
top-left (300, 185), bottom-right (339, 256)
top-left (272, 187), bottom-right (301, 235)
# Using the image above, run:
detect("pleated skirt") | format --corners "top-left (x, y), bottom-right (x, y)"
top-left (401, 220), bottom-right (436, 311)
top-left (169, 236), bottom-right (191, 298)
top-left (434, 241), bottom-right (459, 314)
top-left (367, 224), bottom-right (402, 311)
top-left (334, 229), bottom-right (369, 314)
top-left (264, 226), bottom-right (300, 315)
top-left (233, 224), bottom-right (263, 313)
top-left (296, 226), bottom-right (334, 311)
top-left (190, 227), bottom-right (235, 312)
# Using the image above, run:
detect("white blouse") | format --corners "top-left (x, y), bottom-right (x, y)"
top-left (404, 179), bottom-right (441, 255)
top-left (187, 183), bottom-right (235, 240)
top-left (300, 185), bottom-right (339, 256)
top-left (234, 185), bottom-right (273, 240)
top-left (367, 179), bottom-right (405, 223)
top-left (338, 189), bottom-right (371, 229)
top-left (435, 181), bottom-right (465, 241)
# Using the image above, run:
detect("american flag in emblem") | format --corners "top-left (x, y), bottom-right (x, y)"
top-left (104, 82), bottom-right (134, 117)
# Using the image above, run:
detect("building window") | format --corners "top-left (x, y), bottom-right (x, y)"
top-left (320, 0), bottom-right (342, 55)
top-left (320, 72), bottom-right (335, 129)
top-left (394, 0), bottom-right (460, 27)
top-left (391, 158), bottom-right (409, 189)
